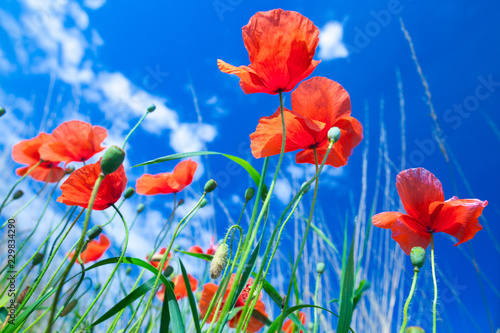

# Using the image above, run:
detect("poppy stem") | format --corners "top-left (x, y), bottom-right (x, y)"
top-left (0, 160), bottom-right (41, 217)
top-left (400, 269), bottom-right (419, 333)
top-left (47, 173), bottom-right (105, 333)
top-left (430, 232), bottom-right (438, 333)
top-left (122, 108), bottom-right (150, 149)
top-left (313, 270), bottom-right (322, 333)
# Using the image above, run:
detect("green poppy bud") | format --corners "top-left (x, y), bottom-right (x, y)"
top-left (16, 286), bottom-right (29, 304)
top-left (210, 243), bottom-right (228, 279)
top-left (123, 187), bottom-right (135, 199)
top-left (100, 146), bottom-right (125, 175)
top-left (301, 182), bottom-right (311, 194)
top-left (95, 283), bottom-right (102, 291)
top-left (195, 291), bottom-right (202, 302)
top-left (65, 166), bottom-right (75, 174)
top-left (244, 187), bottom-right (255, 201)
top-left (32, 253), bottom-right (44, 266)
top-left (60, 299), bottom-right (78, 317)
top-left (316, 262), bottom-right (326, 274)
top-left (406, 327), bottom-right (425, 333)
top-left (177, 199), bottom-right (185, 206)
top-left (87, 225), bottom-right (103, 240)
top-left (410, 247), bottom-right (426, 271)
top-left (199, 198), bottom-right (208, 208)
top-left (204, 179), bottom-right (218, 193)
top-left (126, 266), bottom-right (132, 275)
top-left (147, 104), bottom-right (156, 112)
top-left (137, 203), bottom-right (145, 213)
top-left (13, 190), bottom-right (24, 200)
top-left (327, 127), bottom-right (341, 143)
top-left (0, 107), bottom-right (5, 117)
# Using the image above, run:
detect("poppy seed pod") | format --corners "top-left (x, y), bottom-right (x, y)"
top-left (177, 199), bottom-right (185, 206)
top-left (65, 166), bottom-right (75, 174)
top-left (87, 225), bottom-right (103, 241)
top-left (316, 262), bottom-right (325, 274)
top-left (13, 190), bottom-right (24, 200)
top-left (147, 104), bottom-right (156, 112)
top-left (32, 253), bottom-right (44, 266)
top-left (126, 266), bottom-right (132, 275)
top-left (199, 198), bottom-right (208, 208)
top-left (210, 243), bottom-right (228, 279)
top-left (410, 247), bottom-right (426, 271)
top-left (244, 187), bottom-right (255, 201)
top-left (137, 203), bottom-right (145, 213)
top-left (0, 107), bottom-right (5, 117)
top-left (405, 327), bottom-right (425, 333)
top-left (123, 187), bottom-right (135, 199)
top-left (204, 179), bottom-right (218, 193)
top-left (327, 127), bottom-right (341, 143)
top-left (100, 146), bottom-right (125, 175)
top-left (60, 299), bottom-right (78, 317)
top-left (16, 286), bottom-right (30, 304)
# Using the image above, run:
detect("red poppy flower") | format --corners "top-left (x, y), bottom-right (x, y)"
top-left (39, 120), bottom-right (107, 164)
top-left (250, 77), bottom-right (363, 167)
top-left (189, 237), bottom-right (218, 255)
top-left (283, 312), bottom-right (306, 333)
top-left (68, 234), bottom-right (110, 264)
top-left (12, 133), bottom-right (65, 183)
top-left (147, 248), bottom-right (172, 271)
top-left (57, 160), bottom-right (127, 210)
top-left (372, 168), bottom-right (487, 255)
top-left (156, 274), bottom-right (198, 301)
top-left (199, 274), bottom-right (268, 332)
top-left (136, 159), bottom-right (198, 195)
top-left (218, 9), bottom-right (320, 94)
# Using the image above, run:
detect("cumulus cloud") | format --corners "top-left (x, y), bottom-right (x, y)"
top-left (318, 21), bottom-right (349, 60)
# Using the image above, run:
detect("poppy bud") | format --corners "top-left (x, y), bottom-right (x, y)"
top-left (13, 190), bottom-right (24, 200)
top-left (87, 225), bottom-right (103, 241)
top-left (0, 107), bottom-right (5, 117)
top-left (301, 182), bottom-right (311, 194)
top-left (177, 199), bottom-right (185, 206)
top-left (327, 127), bottom-right (341, 143)
top-left (210, 243), bottom-right (228, 279)
top-left (124, 187), bottom-right (135, 199)
top-left (204, 179), bottom-right (218, 193)
top-left (65, 166), bottom-right (75, 174)
top-left (61, 299), bottom-right (78, 317)
top-left (16, 286), bottom-right (29, 304)
top-left (147, 104), bottom-right (156, 113)
top-left (137, 203), bottom-right (145, 213)
top-left (199, 198), bottom-right (208, 208)
top-left (100, 146), bottom-right (125, 175)
top-left (406, 327), bottom-right (425, 333)
top-left (32, 253), bottom-right (44, 266)
top-left (410, 247), bottom-right (426, 271)
top-left (195, 291), bottom-right (202, 302)
top-left (308, 322), bottom-right (314, 330)
top-left (244, 187), bottom-right (255, 201)
top-left (316, 262), bottom-right (325, 274)
top-left (126, 266), bottom-right (132, 275)
top-left (95, 283), bottom-right (102, 291)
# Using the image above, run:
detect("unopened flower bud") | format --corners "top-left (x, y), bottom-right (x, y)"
top-left (406, 327), bottom-right (425, 333)
top-left (195, 291), bottom-right (202, 302)
top-left (244, 187), bottom-right (255, 201)
top-left (204, 179), bottom-right (217, 193)
top-left (210, 243), bottom-right (228, 279)
top-left (95, 283), bottom-right (102, 291)
top-left (65, 166), bottom-right (75, 174)
top-left (100, 146), bottom-right (125, 175)
top-left (199, 198), bottom-right (208, 208)
top-left (60, 299), bottom-right (78, 317)
top-left (327, 127), bottom-right (341, 143)
top-left (137, 203), bottom-right (145, 213)
top-left (308, 322), bottom-right (314, 330)
top-left (316, 262), bottom-right (325, 274)
top-left (301, 182), bottom-right (311, 194)
top-left (177, 199), bottom-right (185, 207)
top-left (124, 187), bottom-right (135, 199)
top-left (410, 247), bottom-right (426, 271)
top-left (147, 104), bottom-right (156, 112)
top-left (126, 266), bottom-right (132, 275)
top-left (87, 225), bottom-right (103, 240)
top-left (13, 190), bottom-right (24, 200)
top-left (32, 253), bottom-right (44, 266)
top-left (0, 107), bottom-right (5, 117)
top-left (16, 286), bottom-right (29, 304)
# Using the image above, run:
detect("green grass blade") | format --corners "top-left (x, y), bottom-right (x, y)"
top-left (179, 259), bottom-right (201, 333)
top-left (336, 232), bottom-right (356, 333)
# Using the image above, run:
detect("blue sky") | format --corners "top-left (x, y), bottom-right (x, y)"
top-left (0, 0), bottom-right (499, 331)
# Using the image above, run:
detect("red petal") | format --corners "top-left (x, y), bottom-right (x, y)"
top-left (283, 312), bottom-right (306, 333)
top-left (199, 283), bottom-right (223, 323)
top-left (372, 212), bottom-right (404, 229)
top-left (390, 215), bottom-right (431, 255)
top-left (229, 299), bottom-right (267, 332)
top-left (396, 168), bottom-right (444, 230)
top-left (429, 198), bottom-right (487, 246)
top-left (217, 60), bottom-right (272, 94)
top-left (136, 160), bottom-right (197, 195)
top-left (16, 164), bottom-right (65, 183)
top-left (173, 274), bottom-right (198, 300)
top-left (69, 234), bottom-right (110, 263)
top-left (172, 159), bottom-right (198, 188)
top-left (188, 245), bottom-right (204, 254)
top-left (12, 132), bottom-right (54, 165)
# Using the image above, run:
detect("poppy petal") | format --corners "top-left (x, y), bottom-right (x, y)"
top-left (16, 165), bottom-right (65, 183)
top-left (230, 300), bottom-right (267, 332)
top-left (136, 160), bottom-right (198, 195)
top-left (217, 60), bottom-right (272, 94)
top-left (188, 245), bottom-right (204, 254)
top-left (283, 312), bottom-right (306, 333)
top-left (69, 234), bottom-right (110, 264)
top-left (396, 168), bottom-right (444, 230)
top-left (390, 215), bottom-right (431, 255)
top-left (372, 212), bottom-right (404, 229)
top-left (172, 159), bottom-right (198, 189)
top-left (172, 274), bottom-right (198, 300)
top-left (12, 132), bottom-right (54, 165)
top-left (429, 198), bottom-right (487, 246)
top-left (199, 283), bottom-right (221, 323)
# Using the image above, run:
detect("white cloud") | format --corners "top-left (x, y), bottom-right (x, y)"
top-left (274, 179), bottom-right (292, 204)
top-left (318, 21), bottom-right (349, 60)
top-left (0, 48), bottom-right (15, 73)
top-left (169, 123), bottom-right (217, 153)
top-left (84, 0), bottom-right (106, 10)
top-left (206, 96), bottom-right (217, 105)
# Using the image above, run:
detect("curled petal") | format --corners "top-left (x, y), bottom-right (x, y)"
top-left (12, 132), bottom-right (53, 166)
top-left (217, 60), bottom-right (272, 94)
top-left (69, 234), bottom-right (110, 264)
top-left (372, 212), bottom-right (404, 229)
top-left (429, 198), bottom-right (487, 246)
top-left (16, 164), bottom-right (65, 183)
top-left (136, 159), bottom-right (198, 195)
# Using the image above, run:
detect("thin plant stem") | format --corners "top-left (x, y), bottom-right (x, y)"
top-left (431, 232), bottom-right (438, 333)
top-left (400, 269), bottom-right (419, 333)
top-left (0, 160), bottom-right (41, 216)
top-left (312, 272), bottom-right (322, 333)
top-left (123, 109), bottom-right (149, 149)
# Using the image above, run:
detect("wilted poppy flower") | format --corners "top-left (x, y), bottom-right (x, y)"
top-left (147, 248), bottom-right (171, 271)
top-left (199, 274), bottom-right (268, 332)
top-left (156, 274), bottom-right (198, 301)
top-left (68, 234), bottom-right (110, 264)
top-left (39, 120), bottom-right (107, 164)
top-left (189, 237), bottom-right (218, 256)
top-left (136, 159), bottom-right (198, 195)
top-left (57, 160), bottom-right (127, 210)
top-left (283, 312), bottom-right (306, 333)
top-left (218, 9), bottom-right (320, 94)
top-left (12, 133), bottom-right (65, 182)
top-left (250, 77), bottom-right (363, 167)
top-left (372, 168), bottom-right (487, 254)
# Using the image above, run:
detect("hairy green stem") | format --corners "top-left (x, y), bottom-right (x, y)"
top-left (430, 232), bottom-right (438, 333)
top-left (400, 269), bottom-right (419, 333)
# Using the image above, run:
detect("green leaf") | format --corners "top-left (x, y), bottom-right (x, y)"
top-left (353, 280), bottom-right (370, 309)
top-left (176, 249), bottom-right (213, 261)
top-left (179, 259), bottom-right (201, 333)
top-left (311, 222), bottom-right (338, 254)
top-left (336, 232), bottom-right (356, 333)
top-left (133, 151), bottom-right (265, 190)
